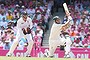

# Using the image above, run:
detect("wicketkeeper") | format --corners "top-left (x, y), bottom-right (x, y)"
top-left (6, 11), bottom-right (34, 57)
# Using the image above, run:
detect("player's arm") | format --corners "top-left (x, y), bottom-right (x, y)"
top-left (62, 3), bottom-right (72, 26)
top-left (29, 18), bottom-right (33, 29)
top-left (17, 19), bottom-right (27, 35)
top-left (62, 10), bottom-right (72, 25)
top-left (61, 12), bottom-right (72, 31)
top-left (17, 19), bottom-right (22, 31)
top-left (61, 3), bottom-right (72, 31)
top-left (26, 18), bottom-right (33, 34)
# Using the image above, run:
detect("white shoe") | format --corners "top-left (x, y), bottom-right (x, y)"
top-left (44, 53), bottom-right (54, 58)
top-left (44, 53), bottom-right (49, 57)
top-left (49, 56), bottom-right (54, 58)
top-left (44, 54), bottom-right (54, 58)
top-left (24, 53), bottom-right (31, 57)
top-left (6, 53), bottom-right (13, 57)
top-left (44, 49), bottom-right (49, 57)
top-left (64, 54), bottom-right (70, 58)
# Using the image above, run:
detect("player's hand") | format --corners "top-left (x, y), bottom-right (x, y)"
top-left (61, 26), bottom-right (66, 31)
top-left (27, 27), bottom-right (31, 34)
top-left (22, 28), bottom-right (27, 35)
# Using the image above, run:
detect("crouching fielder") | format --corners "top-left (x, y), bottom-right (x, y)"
top-left (6, 11), bottom-right (34, 57)
top-left (45, 13), bottom-right (72, 58)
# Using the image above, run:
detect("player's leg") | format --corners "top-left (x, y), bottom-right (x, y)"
top-left (48, 40), bottom-right (59, 57)
top-left (64, 37), bottom-right (72, 58)
top-left (44, 37), bottom-right (63, 57)
top-left (6, 35), bottom-right (22, 56)
top-left (25, 34), bottom-right (34, 57)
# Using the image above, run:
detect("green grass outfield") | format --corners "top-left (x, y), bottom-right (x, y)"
top-left (0, 56), bottom-right (89, 60)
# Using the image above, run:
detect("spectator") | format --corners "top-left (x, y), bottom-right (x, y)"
top-left (1, 30), bottom-right (9, 41)
top-left (36, 25), bottom-right (43, 46)
top-left (20, 5), bottom-right (26, 13)
top-left (13, 10), bottom-right (20, 20)
top-left (33, 31), bottom-right (42, 48)
top-left (0, 12), bottom-right (6, 21)
top-left (0, 17), bottom-right (8, 28)
top-left (73, 37), bottom-right (82, 47)
top-left (6, 10), bottom-right (13, 20)
top-left (26, 1), bottom-right (35, 15)
top-left (36, 2), bottom-right (43, 13)
top-left (35, 10), bottom-right (42, 21)
top-left (3, 40), bottom-right (10, 50)
top-left (79, 28), bottom-right (86, 41)
top-left (82, 35), bottom-right (89, 48)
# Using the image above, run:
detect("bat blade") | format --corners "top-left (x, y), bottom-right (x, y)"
top-left (63, 3), bottom-right (69, 14)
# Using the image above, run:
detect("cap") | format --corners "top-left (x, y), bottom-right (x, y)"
top-left (8, 10), bottom-right (12, 13)
top-left (22, 11), bottom-right (27, 15)
top-left (16, 4), bottom-right (19, 7)
top-left (53, 16), bottom-right (60, 20)
top-left (22, 5), bottom-right (25, 8)
top-left (36, 10), bottom-right (41, 14)
top-left (5, 40), bottom-right (10, 43)
top-left (14, 10), bottom-right (17, 12)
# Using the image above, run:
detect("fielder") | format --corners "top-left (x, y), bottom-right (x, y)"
top-left (44, 11), bottom-right (72, 58)
top-left (6, 11), bottom-right (34, 57)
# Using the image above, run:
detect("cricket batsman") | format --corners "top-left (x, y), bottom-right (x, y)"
top-left (6, 11), bottom-right (34, 57)
top-left (44, 3), bottom-right (73, 58)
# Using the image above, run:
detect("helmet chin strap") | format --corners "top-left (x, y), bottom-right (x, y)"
top-left (55, 22), bottom-right (60, 24)
top-left (55, 21), bottom-right (60, 24)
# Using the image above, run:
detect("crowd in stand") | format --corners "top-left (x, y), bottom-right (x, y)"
top-left (0, 0), bottom-right (54, 50)
top-left (64, 0), bottom-right (90, 48)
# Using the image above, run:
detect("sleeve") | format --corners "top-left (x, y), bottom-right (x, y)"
top-left (62, 16), bottom-right (72, 27)
top-left (29, 18), bottom-right (33, 29)
top-left (17, 19), bottom-right (22, 31)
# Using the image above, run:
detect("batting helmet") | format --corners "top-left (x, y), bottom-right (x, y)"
top-left (53, 16), bottom-right (60, 20)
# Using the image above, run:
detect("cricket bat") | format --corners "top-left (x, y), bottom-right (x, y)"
top-left (63, 3), bottom-right (72, 20)
top-left (63, 3), bottom-right (70, 14)
top-left (62, 3), bottom-right (72, 30)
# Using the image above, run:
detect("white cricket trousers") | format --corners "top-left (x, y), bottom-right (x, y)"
top-left (8, 34), bottom-right (34, 55)
top-left (49, 37), bottom-right (72, 56)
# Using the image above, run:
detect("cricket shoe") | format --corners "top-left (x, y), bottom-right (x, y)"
top-left (43, 49), bottom-right (49, 57)
top-left (44, 52), bottom-right (54, 58)
top-left (44, 54), bottom-right (54, 58)
top-left (49, 56), bottom-right (54, 58)
top-left (44, 52), bottom-right (49, 57)
top-left (64, 54), bottom-right (70, 58)
top-left (6, 53), bottom-right (13, 57)
top-left (25, 53), bottom-right (31, 57)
